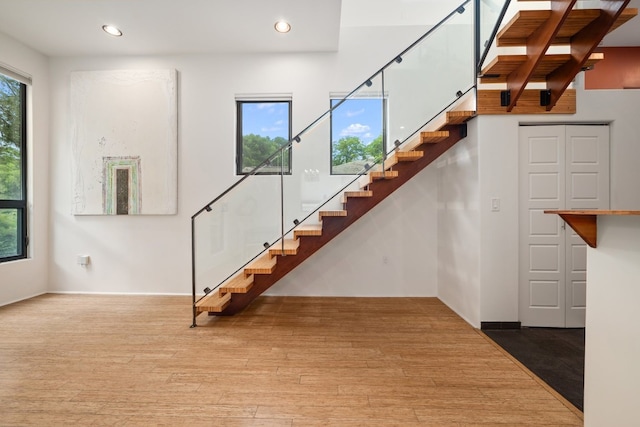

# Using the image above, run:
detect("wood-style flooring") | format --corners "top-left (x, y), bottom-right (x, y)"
top-left (0, 295), bottom-right (583, 426)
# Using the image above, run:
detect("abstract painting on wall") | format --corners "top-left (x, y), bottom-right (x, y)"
top-left (70, 69), bottom-right (178, 215)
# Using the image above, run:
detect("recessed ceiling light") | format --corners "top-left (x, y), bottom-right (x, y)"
top-left (102, 25), bottom-right (123, 37)
top-left (274, 20), bottom-right (291, 33)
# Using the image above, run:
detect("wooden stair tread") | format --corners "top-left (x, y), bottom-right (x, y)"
top-left (444, 110), bottom-right (476, 125)
top-left (269, 239), bottom-right (300, 256)
top-left (342, 190), bottom-right (374, 203)
top-left (395, 151), bottom-right (424, 162)
top-left (608, 8), bottom-right (638, 33)
top-left (369, 170), bottom-right (399, 181)
top-left (220, 273), bottom-right (254, 294)
top-left (480, 53), bottom-right (604, 83)
top-left (195, 291), bottom-right (231, 312)
top-left (344, 190), bottom-right (373, 198)
top-left (421, 130), bottom-right (449, 144)
top-left (293, 224), bottom-right (322, 238)
top-left (497, 8), bottom-right (636, 47)
top-left (319, 210), bottom-right (348, 219)
top-left (244, 253), bottom-right (277, 275)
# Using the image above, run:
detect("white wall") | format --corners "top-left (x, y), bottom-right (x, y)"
top-left (584, 215), bottom-right (640, 426)
top-left (47, 25), bottom-right (441, 296)
top-left (269, 165), bottom-right (439, 296)
top-left (476, 74), bottom-right (640, 322)
top-left (0, 32), bottom-right (49, 306)
top-left (436, 119), bottom-right (481, 327)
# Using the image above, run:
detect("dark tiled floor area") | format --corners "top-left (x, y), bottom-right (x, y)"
top-left (483, 328), bottom-right (585, 411)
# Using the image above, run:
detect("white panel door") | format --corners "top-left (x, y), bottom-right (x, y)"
top-left (564, 125), bottom-right (609, 327)
top-left (519, 125), bottom-right (609, 327)
top-left (519, 126), bottom-right (566, 327)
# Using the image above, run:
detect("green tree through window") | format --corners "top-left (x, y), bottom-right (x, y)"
top-left (236, 100), bottom-right (291, 174)
top-left (0, 73), bottom-right (27, 261)
top-left (330, 97), bottom-right (384, 174)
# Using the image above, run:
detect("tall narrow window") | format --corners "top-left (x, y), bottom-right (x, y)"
top-left (236, 100), bottom-right (292, 175)
top-left (0, 72), bottom-right (27, 262)
top-left (330, 97), bottom-right (385, 175)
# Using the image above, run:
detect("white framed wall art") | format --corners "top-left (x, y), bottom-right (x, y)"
top-left (70, 69), bottom-right (178, 215)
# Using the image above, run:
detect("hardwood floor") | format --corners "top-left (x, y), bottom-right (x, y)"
top-left (0, 295), bottom-right (583, 426)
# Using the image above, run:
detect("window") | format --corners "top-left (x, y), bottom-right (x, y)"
top-left (330, 97), bottom-right (385, 175)
top-left (0, 72), bottom-right (27, 262)
top-left (236, 100), bottom-right (292, 175)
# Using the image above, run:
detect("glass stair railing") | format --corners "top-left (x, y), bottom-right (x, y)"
top-left (191, 0), bottom-right (511, 326)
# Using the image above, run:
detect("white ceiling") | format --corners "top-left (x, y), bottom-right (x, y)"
top-left (0, 0), bottom-right (637, 57)
top-left (0, 0), bottom-right (343, 56)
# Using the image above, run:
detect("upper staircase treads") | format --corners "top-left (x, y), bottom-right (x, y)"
top-left (480, 52), bottom-right (604, 83)
top-left (545, 1), bottom-right (634, 110)
top-left (496, 8), bottom-right (636, 47)
top-left (503, 0), bottom-right (577, 112)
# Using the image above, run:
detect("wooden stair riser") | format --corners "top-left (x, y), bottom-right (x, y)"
top-left (216, 123), bottom-right (467, 315)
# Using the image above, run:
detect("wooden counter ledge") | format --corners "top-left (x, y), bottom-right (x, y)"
top-left (544, 210), bottom-right (640, 248)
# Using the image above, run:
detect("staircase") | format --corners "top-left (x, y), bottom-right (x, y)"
top-left (195, 111), bottom-right (475, 316)
top-left (191, 0), bottom-right (636, 325)
top-left (478, 0), bottom-right (637, 113)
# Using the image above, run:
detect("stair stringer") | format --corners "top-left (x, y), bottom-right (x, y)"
top-left (215, 123), bottom-right (469, 316)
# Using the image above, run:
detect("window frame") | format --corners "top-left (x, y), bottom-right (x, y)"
top-left (329, 95), bottom-right (387, 175)
top-left (0, 73), bottom-right (28, 263)
top-left (235, 99), bottom-right (293, 176)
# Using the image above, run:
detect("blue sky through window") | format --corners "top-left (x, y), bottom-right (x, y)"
top-left (241, 102), bottom-right (289, 139)
top-left (331, 98), bottom-right (383, 145)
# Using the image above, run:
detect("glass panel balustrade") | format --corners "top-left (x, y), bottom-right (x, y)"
top-left (192, 0), bottom-right (515, 320)
top-left (477, 0), bottom-right (511, 72)
top-left (385, 2), bottom-right (475, 153)
top-left (192, 156), bottom-right (287, 299)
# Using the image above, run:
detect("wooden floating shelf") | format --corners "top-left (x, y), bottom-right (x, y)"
top-left (544, 210), bottom-right (640, 248)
